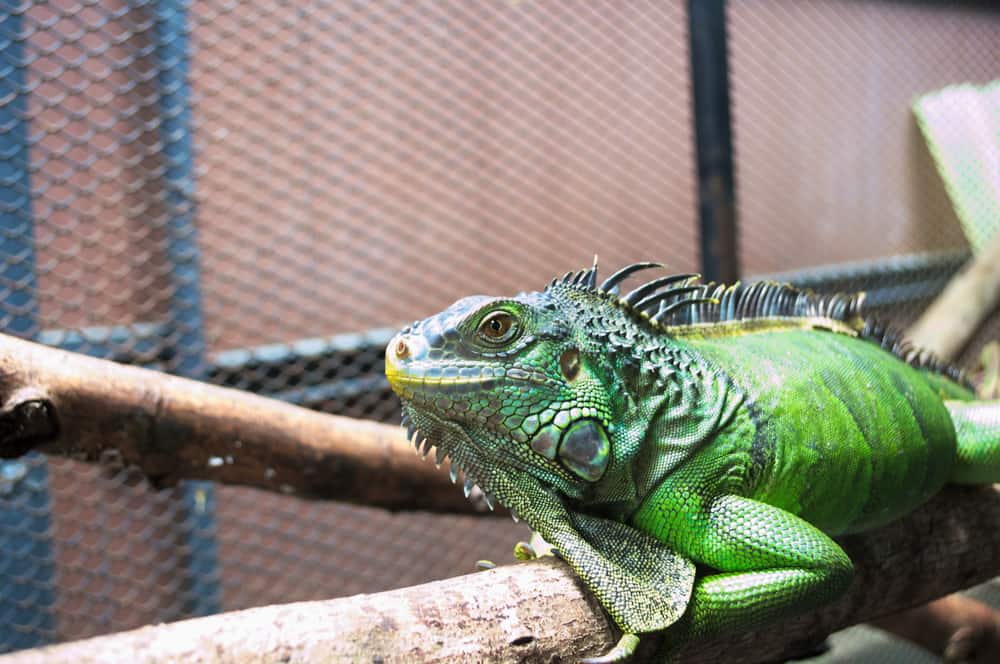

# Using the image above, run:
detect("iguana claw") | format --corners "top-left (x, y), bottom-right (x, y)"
top-left (579, 633), bottom-right (640, 663)
top-left (513, 541), bottom-right (537, 560)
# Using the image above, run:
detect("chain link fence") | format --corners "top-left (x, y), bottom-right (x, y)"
top-left (0, 0), bottom-right (997, 656)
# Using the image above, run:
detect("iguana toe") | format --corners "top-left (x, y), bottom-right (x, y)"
top-left (513, 541), bottom-right (537, 560)
top-left (579, 633), bottom-right (640, 663)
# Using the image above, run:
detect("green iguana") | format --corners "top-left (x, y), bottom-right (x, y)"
top-left (384, 260), bottom-right (1000, 662)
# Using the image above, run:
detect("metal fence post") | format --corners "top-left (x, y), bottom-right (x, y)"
top-left (688, 0), bottom-right (740, 283)
top-left (0, 2), bottom-right (57, 651)
top-left (151, 0), bottom-right (223, 618)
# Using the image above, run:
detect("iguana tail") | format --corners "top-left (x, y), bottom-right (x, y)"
top-left (946, 400), bottom-right (1000, 484)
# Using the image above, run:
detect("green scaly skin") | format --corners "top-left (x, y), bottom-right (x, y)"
top-left (385, 262), bottom-right (1000, 662)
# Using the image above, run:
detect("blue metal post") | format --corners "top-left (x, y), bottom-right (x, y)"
top-left (0, 2), bottom-right (57, 651)
top-left (151, 0), bottom-right (222, 617)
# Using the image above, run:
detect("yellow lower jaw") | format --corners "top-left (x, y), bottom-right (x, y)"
top-left (385, 370), bottom-right (500, 397)
top-left (387, 371), bottom-right (476, 386)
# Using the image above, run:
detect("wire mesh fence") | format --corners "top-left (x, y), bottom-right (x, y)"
top-left (0, 0), bottom-right (997, 655)
top-left (729, 0), bottom-right (1000, 367)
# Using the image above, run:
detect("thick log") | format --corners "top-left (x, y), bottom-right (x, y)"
top-left (6, 484), bottom-right (1000, 664)
top-left (0, 332), bottom-right (474, 513)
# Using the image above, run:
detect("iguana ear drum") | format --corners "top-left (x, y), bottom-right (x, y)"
top-left (558, 419), bottom-right (610, 482)
top-left (560, 347), bottom-right (581, 381)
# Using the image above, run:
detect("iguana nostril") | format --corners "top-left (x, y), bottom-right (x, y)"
top-left (395, 339), bottom-right (410, 359)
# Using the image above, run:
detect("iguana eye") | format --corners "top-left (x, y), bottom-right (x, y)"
top-left (478, 311), bottom-right (518, 344)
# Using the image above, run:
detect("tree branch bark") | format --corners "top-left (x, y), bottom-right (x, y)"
top-left (872, 594), bottom-right (1000, 663)
top-left (5, 484), bottom-right (1000, 663)
top-left (0, 332), bottom-right (475, 513)
top-left (907, 232), bottom-right (1000, 361)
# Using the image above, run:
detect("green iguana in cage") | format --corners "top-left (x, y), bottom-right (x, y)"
top-left (384, 260), bottom-right (1000, 662)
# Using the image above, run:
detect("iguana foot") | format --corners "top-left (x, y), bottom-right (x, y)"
top-left (484, 537), bottom-right (550, 569)
top-left (513, 541), bottom-right (537, 560)
top-left (514, 532), bottom-right (560, 560)
top-left (579, 633), bottom-right (639, 663)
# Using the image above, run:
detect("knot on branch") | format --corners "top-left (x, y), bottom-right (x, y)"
top-left (0, 391), bottom-right (59, 459)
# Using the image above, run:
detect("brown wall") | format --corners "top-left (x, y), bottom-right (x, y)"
top-left (188, 0), bottom-right (697, 350)
top-left (27, 1), bottom-right (1000, 338)
top-left (28, 0), bottom-right (171, 332)
top-left (46, 459), bottom-right (187, 641)
top-left (730, 0), bottom-right (1000, 275)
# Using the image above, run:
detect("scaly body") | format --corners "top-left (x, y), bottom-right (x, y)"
top-left (385, 261), bottom-right (1000, 661)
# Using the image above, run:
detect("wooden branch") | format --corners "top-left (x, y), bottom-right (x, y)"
top-left (6, 484), bottom-right (1000, 664)
top-left (907, 232), bottom-right (1000, 360)
top-left (873, 595), bottom-right (1000, 663)
top-left (0, 332), bottom-right (476, 513)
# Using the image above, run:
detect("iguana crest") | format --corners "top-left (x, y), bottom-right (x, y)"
top-left (549, 260), bottom-right (967, 386)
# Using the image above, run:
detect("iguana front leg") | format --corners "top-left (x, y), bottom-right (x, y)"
top-left (496, 479), bottom-right (695, 660)
top-left (542, 510), bottom-right (695, 663)
top-left (635, 494), bottom-right (854, 646)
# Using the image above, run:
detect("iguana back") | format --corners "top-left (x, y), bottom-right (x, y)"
top-left (678, 327), bottom-right (961, 535)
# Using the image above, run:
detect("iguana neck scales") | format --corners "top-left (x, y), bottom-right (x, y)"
top-left (385, 261), bottom-right (998, 662)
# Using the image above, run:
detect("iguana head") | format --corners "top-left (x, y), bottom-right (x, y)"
top-left (385, 261), bottom-right (705, 519)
